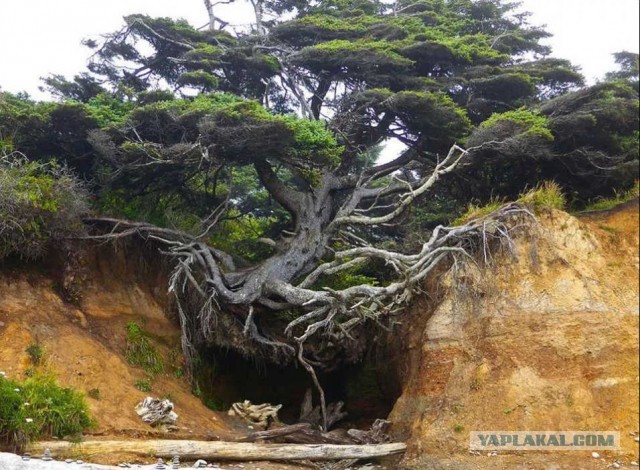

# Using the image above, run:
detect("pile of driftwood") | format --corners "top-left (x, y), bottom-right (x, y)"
top-left (231, 389), bottom-right (391, 446)
top-left (32, 390), bottom-right (405, 465)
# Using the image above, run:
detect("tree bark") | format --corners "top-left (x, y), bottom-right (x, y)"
top-left (31, 440), bottom-right (406, 461)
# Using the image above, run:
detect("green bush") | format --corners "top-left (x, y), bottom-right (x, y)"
top-left (25, 343), bottom-right (44, 366)
top-left (0, 373), bottom-right (93, 451)
top-left (125, 322), bottom-right (164, 375)
top-left (0, 155), bottom-right (88, 260)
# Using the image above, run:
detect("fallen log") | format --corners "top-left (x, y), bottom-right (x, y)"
top-left (31, 440), bottom-right (406, 461)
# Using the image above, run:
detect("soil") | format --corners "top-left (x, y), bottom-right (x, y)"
top-left (388, 199), bottom-right (640, 469)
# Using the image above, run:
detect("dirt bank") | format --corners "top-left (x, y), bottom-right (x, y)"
top-left (388, 200), bottom-right (639, 468)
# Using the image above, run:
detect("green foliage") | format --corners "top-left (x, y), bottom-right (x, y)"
top-left (453, 197), bottom-right (505, 225)
top-left (0, 156), bottom-right (88, 260)
top-left (454, 181), bottom-right (566, 224)
top-left (314, 262), bottom-right (379, 291)
top-left (85, 93), bottom-right (135, 127)
top-left (25, 344), bottom-right (44, 366)
top-left (87, 388), bottom-right (101, 400)
top-left (517, 181), bottom-right (566, 211)
top-left (125, 322), bottom-right (164, 375)
top-left (0, 373), bottom-right (93, 451)
top-left (481, 109), bottom-right (554, 141)
top-left (583, 181), bottom-right (639, 211)
top-left (205, 397), bottom-right (226, 411)
top-left (134, 378), bottom-right (153, 392)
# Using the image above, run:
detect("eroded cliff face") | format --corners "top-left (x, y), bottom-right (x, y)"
top-left (1, 203), bottom-right (638, 468)
top-left (388, 200), bottom-right (639, 464)
top-left (0, 241), bottom-right (235, 442)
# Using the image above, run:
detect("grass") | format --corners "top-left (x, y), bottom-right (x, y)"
top-left (453, 181), bottom-right (566, 225)
top-left (453, 423), bottom-right (465, 433)
top-left (87, 388), bottom-right (101, 400)
top-left (453, 197), bottom-right (504, 225)
top-left (125, 322), bottom-right (164, 375)
top-left (583, 181), bottom-right (639, 212)
top-left (517, 181), bottom-right (566, 211)
top-left (134, 378), bottom-right (153, 392)
top-left (0, 372), bottom-right (93, 452)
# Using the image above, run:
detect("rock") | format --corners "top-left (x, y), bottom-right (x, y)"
top-left (193, 460), bottom-right (208, 468)
top-left (135, 397), bottom-right (178, 427)
top-left (592, 452), bottom-right (600, 458)
top-left (612, 463), bottom-right (621, 469)
top-left (631, 462), bottom-right (639, 467)
top-left (635, 437), bottom-right (639, 442)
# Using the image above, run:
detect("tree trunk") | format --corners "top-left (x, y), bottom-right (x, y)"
top-left (31, 440), bottom-right (406, 461)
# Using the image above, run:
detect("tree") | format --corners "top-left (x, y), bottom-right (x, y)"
top-left (3, 0), bottom-right (638, 430)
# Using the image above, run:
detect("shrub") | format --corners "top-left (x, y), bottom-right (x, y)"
top-left (0, 155), bottom-right (88, 260)
top-left (125, 322), bottom-right (164, 375)
top-left (0, 373), bottom-right (93, 451)
top-left (25, 343), bottom-right (44, 366)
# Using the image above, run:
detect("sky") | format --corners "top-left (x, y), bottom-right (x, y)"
top-left (0, 0), bottom-right (638, 100)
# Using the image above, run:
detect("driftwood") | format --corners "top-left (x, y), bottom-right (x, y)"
top-left (31, 440), bottom-right (406, 461)
top-left (135, 397), bottom-right (178, 427)
top-left (228, 400), bottom-right (282, 429)
top-left (299, 389), bottom-right (347, 430)
top-left (241, 419), bottom-right (393, 445)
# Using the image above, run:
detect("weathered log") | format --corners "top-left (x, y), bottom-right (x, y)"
top-left (298, 388), bottom-right (348, 430)
top-left (347, 419), bottom-right (391, 444)
top-left (31, 440), bottom-right (406, 461)
top-left (243, 423), bottom-right (353, 445)
top-left (242, 419), bottom-right (393, 446)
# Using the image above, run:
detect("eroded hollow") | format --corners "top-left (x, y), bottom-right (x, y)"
top-left (195, 346), bottom-right (403, 428)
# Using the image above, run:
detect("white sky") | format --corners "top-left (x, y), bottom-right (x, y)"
top-left (0, 0), bottom-right (638, 100)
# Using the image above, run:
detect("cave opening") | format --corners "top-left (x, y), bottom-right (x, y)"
top-left (195, 346), bottom-right (402, 429)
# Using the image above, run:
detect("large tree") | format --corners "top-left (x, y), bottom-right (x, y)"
top-left (13, 0), bottom-right (639, 428)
